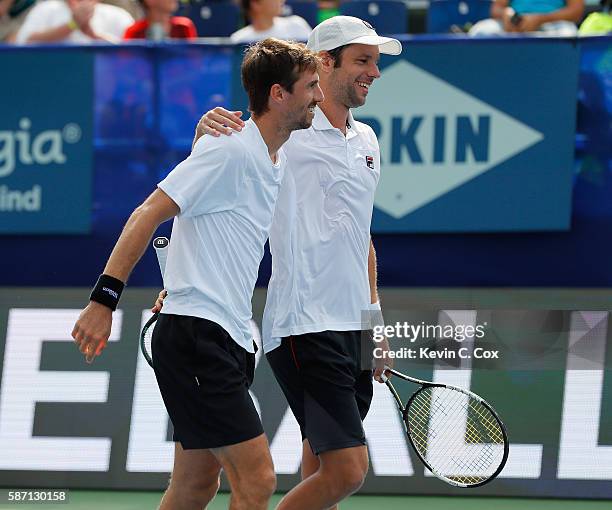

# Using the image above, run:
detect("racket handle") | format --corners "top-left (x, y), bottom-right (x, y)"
top-left (380, 364), bottom-right (394, 383)
top-left (153, 236), bottom-right (169, 279)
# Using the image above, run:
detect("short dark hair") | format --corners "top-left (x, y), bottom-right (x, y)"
top-left (241, 38), bottom-right (320, 117)
top-left (326, 44), bottom-right (349, 68)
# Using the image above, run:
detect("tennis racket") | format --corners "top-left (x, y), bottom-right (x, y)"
top-left (381, 365), bottom-right (509, 488)
top-left (140, 236), bottom-right (169, 368)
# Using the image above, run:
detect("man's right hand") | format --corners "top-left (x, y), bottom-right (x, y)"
top-left (72, 301), bottom-right (113, 364)
top-left (193, 107), bottom-right (245, 147)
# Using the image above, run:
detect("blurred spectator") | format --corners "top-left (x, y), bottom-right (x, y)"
top-left (0, 0), bottom-right (36, 42)
top-left (579, 0), bottom-right (611, 34)
top-left (318, 0), bottom-right (339, 23)
top-left (231, 0), bottom-right (311, 43)
top-left (124, 0), bottom-right (196, 39)
top-left (469, 0), bottom-right (584, 35)
top-left (15, 0), bottom-right (133, 43)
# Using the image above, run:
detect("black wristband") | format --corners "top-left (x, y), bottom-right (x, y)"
top-left (90, 274), bottom-right (125, 311)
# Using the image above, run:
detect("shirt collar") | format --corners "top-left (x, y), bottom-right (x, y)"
top-left (247, 118), bottom-right (281, 167)
top-left (312, 107), bottom-right (358, 140)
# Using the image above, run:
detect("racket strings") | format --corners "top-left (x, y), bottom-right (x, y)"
top-left (406, 387), bottom-right (505, 486)
top-left (144, 327), bottom-right (154, 358)
top-left (410, 390), bottom-right (501, 476)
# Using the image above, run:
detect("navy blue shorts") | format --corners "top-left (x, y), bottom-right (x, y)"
top-left (266, 330), bottom-right (373, 455)
top-left (152, 314), bottom-right (262, 449)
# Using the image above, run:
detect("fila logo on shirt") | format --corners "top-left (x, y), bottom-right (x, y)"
top-left (365, 156), bottom-right (374, 170)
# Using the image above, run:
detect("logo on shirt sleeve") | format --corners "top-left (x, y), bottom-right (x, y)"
top-left (365, 155), bottom-right (375, 170)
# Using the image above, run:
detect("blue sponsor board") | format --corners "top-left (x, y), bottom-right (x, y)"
top-left (0, 50), bottom-right (93, 234)
top-left (0, 40), bottom-right (610, 286)
top-left (357, 39), bottom-right (579, 232)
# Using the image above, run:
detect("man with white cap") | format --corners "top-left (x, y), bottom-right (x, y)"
top-left (172, 16), bottom-right (402, 509)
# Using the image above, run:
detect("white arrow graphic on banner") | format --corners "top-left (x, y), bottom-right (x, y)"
top-left (356, 60), bottom-right (544, 219)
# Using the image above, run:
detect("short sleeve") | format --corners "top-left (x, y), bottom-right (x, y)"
top-left (106, 7), bottom-right (134, 39)
top-left (177, 17), bottom-right (198, 39)
top-left (15, 2), bottom-right (60, 44)
top-left (158, 136), bottom-right (245, 217)
top-left (230, 26), bottom-right (251, 43)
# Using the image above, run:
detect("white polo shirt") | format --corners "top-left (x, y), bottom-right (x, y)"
top-left (262, 107), bottom-right (380, 352)
top-left (158, 118), bottom-right (285, 353)
top-left (230, 16), bottom-right (312, 43)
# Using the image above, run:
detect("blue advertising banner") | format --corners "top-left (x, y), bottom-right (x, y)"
top-left (0, 39), bottom-right (611, 286)
top-left (0, 50), bottom-right (93, 234)
top-left (357, 39), bottom-right (579, 232)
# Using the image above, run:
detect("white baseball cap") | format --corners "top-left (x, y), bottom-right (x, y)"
top-left (307, 16), bottom-right (402, 56)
